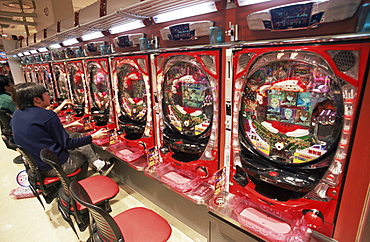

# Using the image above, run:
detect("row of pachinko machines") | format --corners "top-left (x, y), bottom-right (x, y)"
top-left (21, 38), bottom-right (370, 242)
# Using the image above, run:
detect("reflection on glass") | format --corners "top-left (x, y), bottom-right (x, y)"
top-left (163, 61), bottom-right (213, 137)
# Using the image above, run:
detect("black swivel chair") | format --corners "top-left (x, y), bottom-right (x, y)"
top-left (15, 145), bottom-right (82, 209)
top-left (0, 109), bottom-right (22, 164)
top-left (40, 148), bottom-right (119, 237)
top-left (70, 180), bottom-right (172, 242)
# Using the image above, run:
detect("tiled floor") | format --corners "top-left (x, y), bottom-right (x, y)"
top-left (0, 139), bottom-right (206, 242)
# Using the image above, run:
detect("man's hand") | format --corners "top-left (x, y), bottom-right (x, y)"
top-left (91, 128), bottom-right (108, 140)
top-left (63, 119), bottom-right (82, 129)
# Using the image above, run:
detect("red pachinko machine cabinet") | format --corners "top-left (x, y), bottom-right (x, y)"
top-left (148, 50), bottom-right (221, 203)
top-left (107, 55), bottom-right (154, 169)
top-left (223, 41), bottom-right (370, 241)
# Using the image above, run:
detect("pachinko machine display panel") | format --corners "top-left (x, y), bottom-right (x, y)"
top-left (149, 50), bottom-right (221, 203)
top-left (38, 63), bottom-right (57, 104)
top-left (21, 65), bottom-right (33, 82)
top-left (66, 60), bottom-right (89, 118)
top-left (226, 43), bottom-right (370, 241)
top-left (51, 62), bottom-right (71, 102)
top-left (84, 58), bottom-right (115, 127)
top-left (51, 61), bottom-right (73, 124)
top-left (107, 55), bottom-right (153, 169)
top-left (32, 64), bottom-right (43, 84)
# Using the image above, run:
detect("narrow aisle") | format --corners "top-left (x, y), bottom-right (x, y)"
top-left (0, 139), bottom-right (202, 241)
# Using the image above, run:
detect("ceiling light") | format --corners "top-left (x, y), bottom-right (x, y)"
top-left (17, 53), bottom-right (24, 57)
top-left (237, 0), bottom-right (273, 6)
top-left (38, 47), bottom-right (49, 52)
top-left (30, 50), bottom-right (38, 54)
top-left (153, 2), bottom-right (218, 23)
top-left (81, 31), bottom-right (104, 41)
top-left (62, 38), bottom-right (79, 46)
top-left (23, 51), bottom-right (30, 56)
top-left (109, 21), bottom-right (145, 34)
top-left (49, 43), bottom-right (62, 49)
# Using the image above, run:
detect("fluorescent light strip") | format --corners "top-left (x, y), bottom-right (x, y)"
top-left (237, 0), bottom-right (273, 6)
top-left (38, 47), bottom-right (49, 52)
top-left (49, 43), bottom-right (62, 49)
top-left (81, 31), bottom-right (104, 41)
top-left (23, 51), bottom-right (31, 56)
top-left (30, 50), bottom-right (38, 54)
top-left (153, 2), bottom-right (218, 23)
top-left (109, 20), bottom-right (145, 34)
top-left (62, 38), bottom-right (79, 46)
top-left (17, 53), bottom-right (24, 57)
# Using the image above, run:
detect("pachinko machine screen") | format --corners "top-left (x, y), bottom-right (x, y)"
top-left (22, 65), bottom-right (33, 82)
top-left (236, 51), bottom-right (343, 195)
top-left (67, 61), bottom-right (87, 117)
top-left (115, 57), bottom-right (149, 140)
top-left (86, 59), bottom-right (112, 126)
top-left (52, 62), bottom-right (70, 101)
top-left (39, 64), bottom-right (56, 103)
top-left (162, 56), bottom-right (214, 161)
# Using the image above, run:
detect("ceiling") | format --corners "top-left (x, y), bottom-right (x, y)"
top-left (0, 0), bottom-right (97, 39)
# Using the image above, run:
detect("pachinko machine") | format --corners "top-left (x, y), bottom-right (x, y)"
top-left (83, 58), bottom-right (116, 146)
top-left (146, 50), bottom-right (222, 203)
top-left (107, 55), bottom-right (154, 170)
top-left (210, 41), bottom-right (370, 241)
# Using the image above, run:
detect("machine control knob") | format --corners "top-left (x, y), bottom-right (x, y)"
top-left (196, 166), bottom-right (208, 178)
top-left (303, 209), bottom-right (324, 228)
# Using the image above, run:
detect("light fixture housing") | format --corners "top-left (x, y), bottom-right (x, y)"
top-left (109, 21), bottom-right (145, 35)
top-left (81, 31), bottom-right (104, 41)
top-left (23, 51), bottom-right (31, 56)
top-left (30, 49), bottom-right (38, 54)
top-left (153, 2), bottom-right (218, 23)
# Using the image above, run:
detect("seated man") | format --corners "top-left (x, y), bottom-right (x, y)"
top-left (11, 82), bottom-right (114, 177)
top-left (0, 74), bottom-right (16, 114)
top-left (0, 74), bottom-right (24, 164)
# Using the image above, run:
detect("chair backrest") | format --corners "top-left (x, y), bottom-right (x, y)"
top-left (0, 109), bottom-right (12, 133)
top-left (16, 144), bottom-right (40, 179)
top-left (70, 180), bottom-right (123, 242)
top-left (0, 109), bottom-right (15, 149)
top-left (40, 148), bottom-right (71, 196)
top-left (15, 144), bottom-right (52, 208)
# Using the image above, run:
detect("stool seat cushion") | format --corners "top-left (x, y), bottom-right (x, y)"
top-left (40, 168), bottom-right (81, 185)
top-left (77, 175), bottom-right (119, 210)
top-left (114, 207), bottom-right (172, 242)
